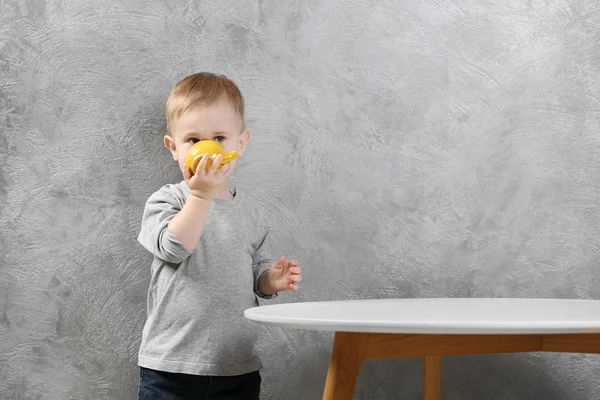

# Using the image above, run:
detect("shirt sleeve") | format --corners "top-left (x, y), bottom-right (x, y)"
top-left (252, 225), bottom-right (278, 299)
top-left (137, 188), bottom-right (196, 264)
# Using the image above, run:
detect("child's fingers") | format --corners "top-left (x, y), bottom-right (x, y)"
top-left (289, 274), bottom-right (302, 283)
top-left (289, 283), bottom-right (299, 291)
top-left (273, 256), bottom-right (286, 269)
top-left (196, 153), bottom-right (209, 174)
top-left (209, 154), bottom-right (223, 174)
top-left (216, 162), bottom-right (230, 179)
top-left (224, 162), bottom-right (234, 178)
top-left (182, 163), bottom-right (193, 180)
top-left (289, 266), bottom-right (301, 274)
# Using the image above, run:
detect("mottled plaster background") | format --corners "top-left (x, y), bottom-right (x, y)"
top-left (1, 0), bottom-right (600, 399)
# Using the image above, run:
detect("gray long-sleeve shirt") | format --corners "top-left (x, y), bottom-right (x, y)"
top-left (136, 180), bottom-right (275, 376)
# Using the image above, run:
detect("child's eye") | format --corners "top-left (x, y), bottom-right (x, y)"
top-left (214, 136), bottom-right (225, 143)
top-left (189, 138), bottom-right (199, 144)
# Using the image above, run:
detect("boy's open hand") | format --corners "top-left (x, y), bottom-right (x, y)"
top-left (259, 256), bottom-right (302, 295)
top-left (183, 153), bottom-right (231, 200)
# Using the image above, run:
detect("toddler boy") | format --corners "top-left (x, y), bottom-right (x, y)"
top-left (136, 72), bottom-right (302, 399)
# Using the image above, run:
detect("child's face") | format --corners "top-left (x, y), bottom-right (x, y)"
top-left (164, 99), bottom-right (249, 181)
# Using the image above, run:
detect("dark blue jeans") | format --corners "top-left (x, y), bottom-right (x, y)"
top-left (138, 367), bottom-right (261, 400)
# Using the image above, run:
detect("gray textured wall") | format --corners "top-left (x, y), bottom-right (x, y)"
top-left (2, 0), bottom-right (600, 399)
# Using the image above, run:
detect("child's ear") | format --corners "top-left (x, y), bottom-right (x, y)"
top-left (163, 135), bottom-right (178, 161)
top-left (237, 130), bottom-right (250, 156)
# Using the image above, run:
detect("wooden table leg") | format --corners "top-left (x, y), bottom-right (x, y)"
top-left (321, 332), bottom-right (600, 399)
top-left (323, 332), bottom-right (368, 400)
top-left (423, 355), bottom-right (442, 400)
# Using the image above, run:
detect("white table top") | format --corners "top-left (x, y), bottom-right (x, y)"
top-left (244, 298), bottom-right (600, 334)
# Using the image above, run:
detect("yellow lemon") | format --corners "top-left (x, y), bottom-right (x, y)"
top-left (185, 140), bottom-right (238, 174)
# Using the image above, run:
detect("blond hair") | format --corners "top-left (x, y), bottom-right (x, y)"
top-left (165, 72), bottom-right (245, 134)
